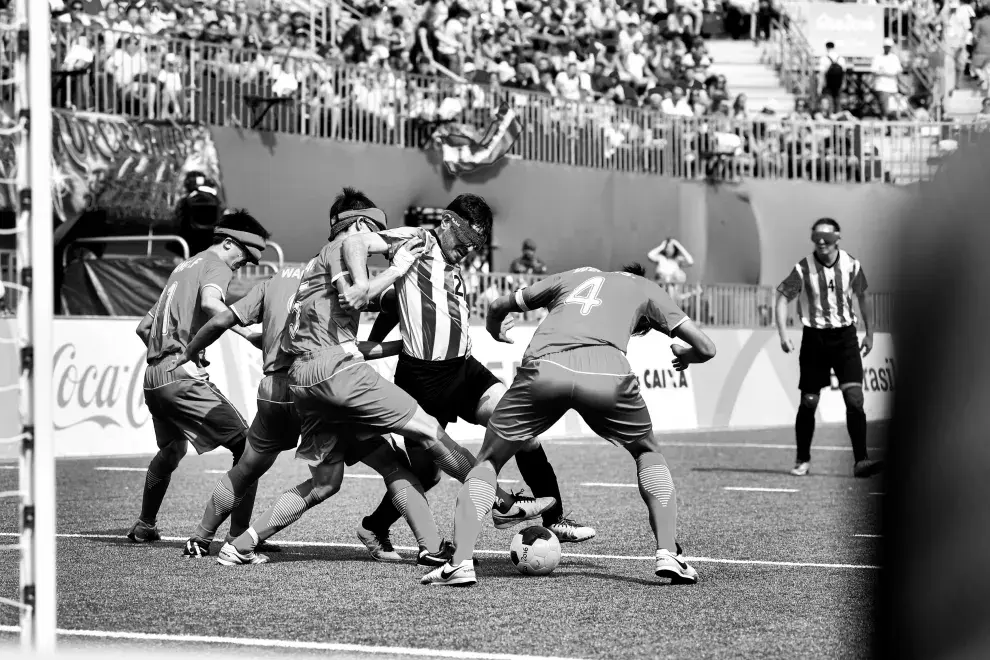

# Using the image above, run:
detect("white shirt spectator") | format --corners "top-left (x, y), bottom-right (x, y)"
top-left (617, 28), bottom-right (644, 54)
top-left (63, 36), bottom-right (95, 71)
top-left (158, 62), bottom-right (184, 94)
top-left (661, 97), bottom-right (694, 116)
top-left (554, 70), bottom-right (584, 101)
top-left (108, 47), bottom-right (149, 88)
top-left (871, 52), bottom-right (902, 93)
top-left (625, 51), bottom-right (647, 79)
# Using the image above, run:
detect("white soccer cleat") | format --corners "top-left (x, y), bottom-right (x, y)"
top-left (420, 559), bottom-right (477, 587)
top-left (216, 542), bottom-right (270, 566)
top-left (356, 523), bottom-right (404, 562)
top-left (655, 548), bottom-right (698, 584)
top-left (790, 462), bottom-right (811, 476)
top-left (546, 516), bottom-right (597, 543)
top-left (492, 495), bottom-right (557, 529)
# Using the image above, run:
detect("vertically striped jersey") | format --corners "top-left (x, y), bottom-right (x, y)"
top-left (280, 237), bottom-right (361, 357)
top-left (377, 226), bottom-right (471, 361)
top-left (146, 250), bottom-right (232, 362)
top-left (229, 266), bottom-right (303, 375)
top-left (777, 249), bottom-right (868, 329)
top-left (517, 268), bottom-right (688, 362)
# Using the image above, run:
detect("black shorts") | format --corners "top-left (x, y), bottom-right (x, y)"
top-left (798, 325), bottom-right (864, 392)
top-left (393, 352), bottom-right (502, 427)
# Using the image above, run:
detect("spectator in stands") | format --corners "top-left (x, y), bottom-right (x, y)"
top-left (942, 0), bottom-right (973, 97)
top-left (509, 239), bottom-right (548, 275)
top-left (971, 8), bottom-right (990, 95)
top-left (158, 52), bottom-right (186, 119)
top-left (871, 38), bottom-right (903, 119)
top-left (647, 237), bottom-right (694, 285)
top-left (821, 41), bottom-right (846, 112)
top-left (108, 34), bottom-right (157, 118)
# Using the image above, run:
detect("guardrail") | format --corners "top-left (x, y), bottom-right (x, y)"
top-left (43, 23), bottom-right (990, 184)
top-left (234, 263), bottom-right (895, 332)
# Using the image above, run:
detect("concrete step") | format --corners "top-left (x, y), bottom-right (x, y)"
top-left (704, 42), bottom-right (765, 66)
top-left (944, 88), bottom-right (984, 118)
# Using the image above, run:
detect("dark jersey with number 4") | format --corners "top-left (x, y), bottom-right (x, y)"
top-left (516, 268), bottom-right (688, 361)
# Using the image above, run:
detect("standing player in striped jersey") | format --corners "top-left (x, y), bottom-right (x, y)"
top-left (774, 217), bottom-right (883, 478)
top-left (217, 188), bottom-right (552, 565)
top-left (421, 263), bottom-right (716, 586)
top-left (128, 210), bottom-right (271, 543)
top-left (341, 194), bottom-right (591, 563)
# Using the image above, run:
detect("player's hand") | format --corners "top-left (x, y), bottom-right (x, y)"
top-left (167, 350), bottom-right (205, 373)
top-left (670, 344), bottom-right (692, 372)
top-left (860, 334), bottom-right (873, 357)
top-left (392, 238), bottom-right (426, 274)
top-left (487, 314), bottom-right (514, 344)
top-left (166, 352), bottom-right (191, 373)
top-left (340, 281), bottom-right (372, 311)
top-left (780, 337), bottom-right (795, 353)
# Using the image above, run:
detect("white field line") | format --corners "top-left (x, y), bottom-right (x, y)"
top-left (723, 487), bottom-right (799, 493)
top-left (0, 625), bottom-right (584, 660)
top-left (854, 534), bottom-right (882, 538)
top-left (579, 482), bottom-right (637, 488)
top-left (0, 532), bottom-right (880, 570)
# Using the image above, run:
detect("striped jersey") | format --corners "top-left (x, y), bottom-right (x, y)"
top-left (146, 250), bottom-right (232, 362)
top-left (229, 266), bottom-right (303, 375)
top-left (517, 268), bottom-right (688, 362)
top-left (777, 249), bottom-right (868, 329)
top-left (377, 226), bottom-right (471, 361)
top-left (280, 237), bottom-right (361, 358)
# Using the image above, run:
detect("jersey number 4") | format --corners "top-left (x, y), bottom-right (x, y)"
top-left (564, 276), bottom-right (604, 316)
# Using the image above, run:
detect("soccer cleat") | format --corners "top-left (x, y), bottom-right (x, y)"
top-left (492, 494), bottom-right (558, 530)
top-left (790, 462), bottom-right (811, 476)
top-left (547, 516), bottom-right (597, 543)
top-left (655, 547), bottom-right (698, 584)
top-left (356, 522), bottom-right (403, 562)
top-left (420, 559), bottom-right (477, 587)
top-left (854, 459), bottom-right (884, 478)
top-left (182, 536), bottom-right (211, 558)
top-left (216, 542), bottom-right (269, 566)
top-left (127, 520), bottom-right (161, 544)
top-left (225, 534), bottom-right (281, 553)
top-left (418, 541), bottom-right (481, 567)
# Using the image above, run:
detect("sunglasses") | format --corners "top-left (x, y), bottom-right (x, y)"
top-left (811, 231), bottom-right (839, 245)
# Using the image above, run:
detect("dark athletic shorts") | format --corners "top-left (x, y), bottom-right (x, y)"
top-left (394, 352), bottom-right (502, 427)
top-left (143, 359), bottom-right (247, 455)
top-left (798, 325), bottom-right (864, 392)
top-left (248, 373), bottom-right (301, 455)
top-left (488, 345), bottom-right (653, 447)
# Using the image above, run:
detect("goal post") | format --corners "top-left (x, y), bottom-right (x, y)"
top-left (12, 0), bottom-right (56, 651)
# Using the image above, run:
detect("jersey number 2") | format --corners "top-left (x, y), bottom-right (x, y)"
top-left (564, 276), bottom-right (604, 316)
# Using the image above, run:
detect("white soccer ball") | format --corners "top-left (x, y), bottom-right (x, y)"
top-left (509, 525), bottom-right (562, 576)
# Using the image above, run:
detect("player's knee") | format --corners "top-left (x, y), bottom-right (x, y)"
top-left (228, 437), bottom-right (247, 464)
top-left (625, 434), bottom-right (662, 458)
top-left (473, 383), bottom-right (505, 425)
top-left (398, 407), bottom-right (444, 445)
top-left (158, 441), bottom-right (187, 467)
top-left (308, 479), bottom-right (340, 504)
top-left (416, 463), bottom-right (442, 491)
top-left (799, 392), bottom-right (820, 410)
top-left (841, 386), bottom-right (864, 411)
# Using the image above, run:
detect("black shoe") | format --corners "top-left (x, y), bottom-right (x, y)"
top-left (418, 540), bottom-right (481, 567)
top-left (854, 459), bottom-right (884, 478)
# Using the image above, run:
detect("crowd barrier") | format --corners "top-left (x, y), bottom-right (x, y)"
top-left (39, 24), bottom-right (990, 184)
top-left (0, 317), bottom-right (895, 459)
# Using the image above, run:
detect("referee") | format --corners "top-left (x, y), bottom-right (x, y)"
top-left (774, 217), bottom-right (883, 478)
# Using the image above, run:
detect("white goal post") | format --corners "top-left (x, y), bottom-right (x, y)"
top-left (5, 0), bottom-right (56, 652)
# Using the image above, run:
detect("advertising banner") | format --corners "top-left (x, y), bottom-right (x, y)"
top-left (791, 3), bottom-right (885, 60)
top-left (0, 319), bottom-right (897, 459)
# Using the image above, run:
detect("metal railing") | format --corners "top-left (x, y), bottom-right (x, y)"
top-left (41, 24), bottom-right (990, 183)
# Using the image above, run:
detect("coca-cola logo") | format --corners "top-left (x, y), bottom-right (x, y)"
top-left (52, 343), bottom-right (148, 430)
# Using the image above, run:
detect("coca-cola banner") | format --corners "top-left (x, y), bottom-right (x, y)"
top-left (0, 318), bottom-right (896, 460)
top-left (790, 3), bottom-right (885, 60)
top-left (0, 110), bottom-right (223, 233)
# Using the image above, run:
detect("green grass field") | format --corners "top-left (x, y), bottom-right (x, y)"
top-left (0, 424), bottom-right (885, 660)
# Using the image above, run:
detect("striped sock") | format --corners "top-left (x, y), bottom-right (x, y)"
top-left (138, 452), bottom-right (176, 525)
top-left (425, 431), bottom-right (476, 482)
top-left (194, 475), bottom-right (242, 540)
top-left (228, 480), bottom-right (259, 539)
top-left (451, 463), bottom-right (498, 564)
top-left (234, 482), bottom-right (315, 553)
top-left (635, 452), bottom-right (677, 552)
top-left (386, 469), bottom-right (441, 553)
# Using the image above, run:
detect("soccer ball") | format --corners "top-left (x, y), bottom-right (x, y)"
top-left (509, 526), bottom-right (562, 576)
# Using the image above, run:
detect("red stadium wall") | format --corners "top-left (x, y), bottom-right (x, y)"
top-left (210, 128), bottom-right (916, 289)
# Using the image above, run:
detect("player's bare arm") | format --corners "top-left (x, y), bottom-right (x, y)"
top-left (857, 292), bottom-right (873, 356)
top-left (135, 310), bottom-right (153, 346)
top-left (355, 339), bottom-right (404, 360)
top-left (485, 293), bottom-right (519, 344)
top-left (339, 238), bottom-right (425, 310)
top-left (669, 320), bottom-right (716, 372)
top-left (367, 288), bottom-right (400, 343)
top-left (774, 292), bottom-right (795, 353)
top-left (168, 308), bottom-right (239, 372)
